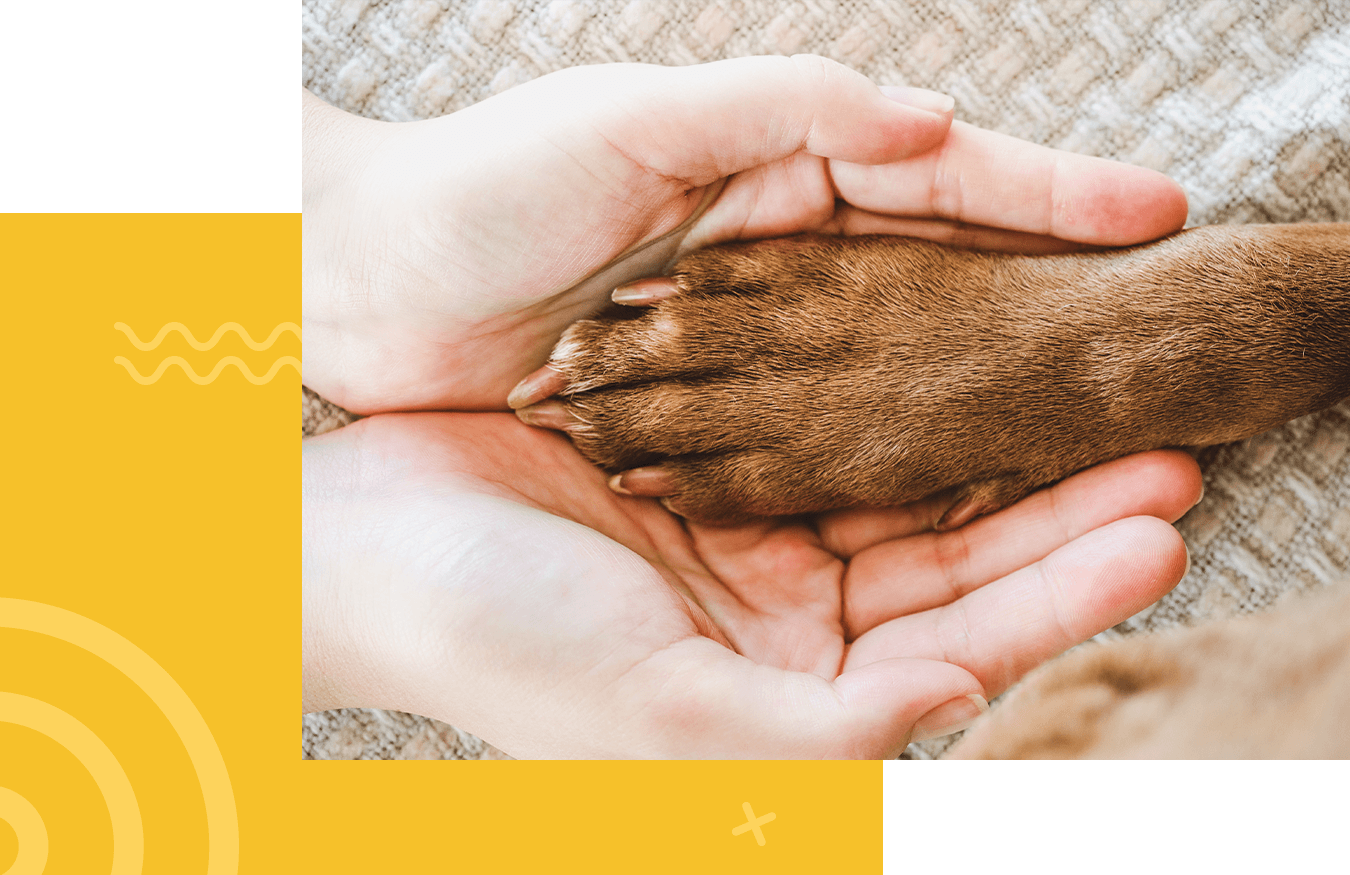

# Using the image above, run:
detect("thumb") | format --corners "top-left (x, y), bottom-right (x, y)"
top-left (651, 643), bottom-right (982, 758)
top-left (831, 658), bottom-right (987, 757)
top-left (518, 55), bottom-right (955, 184)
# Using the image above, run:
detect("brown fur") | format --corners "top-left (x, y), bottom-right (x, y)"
top-left (549, 224), bottom-right (1350, 526)
top-left (947, 581), bottom-right (1350, 758)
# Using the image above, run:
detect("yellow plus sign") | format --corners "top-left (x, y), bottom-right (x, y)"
top-left (731, 802), bottom-right (776, 846)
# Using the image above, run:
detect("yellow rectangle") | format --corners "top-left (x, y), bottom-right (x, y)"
top-left (0, 214), bottom-right (881, 873)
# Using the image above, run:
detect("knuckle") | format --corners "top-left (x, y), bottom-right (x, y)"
top-left (787, 53), bottom-right (849, 90)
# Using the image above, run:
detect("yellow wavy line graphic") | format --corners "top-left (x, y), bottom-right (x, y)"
top-left (114, 321), bottom-right (300, 351)
top-left (113, 356), bottom-right (301, 385)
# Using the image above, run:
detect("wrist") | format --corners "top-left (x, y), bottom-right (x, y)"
top-left (301, 89), bottom-right (390, 211)
top-left (301, 422), bottom-right (412, 715)
top-left (300, 92), bottom-right (406, 410)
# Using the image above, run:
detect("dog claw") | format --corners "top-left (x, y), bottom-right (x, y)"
top-left (612, 277), bottom-right (680, 306)
top-left (508, 366), bottom-right (568, 409)
top-left (609, 466), bottom-right (676, 496)
top-left (515, 400), bottom-right (575, 430)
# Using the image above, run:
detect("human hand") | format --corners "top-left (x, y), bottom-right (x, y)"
top-left (303, 412), bottom-right (1200, 758)
top-left (302, 55), bottom-right (1187, 414)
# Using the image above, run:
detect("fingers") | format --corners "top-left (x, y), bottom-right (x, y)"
top-left (823, 449), bottom-right (1198, 559)
top-left (669, 55), bottom-right (955, 172)
top-left (910, 692), bottom-right (990, 743)
top-left (838, 451), bottom-right (1201, 636)
top-left (843, 515), bottom-right (1190, 698)
top-left (560, 55), bottom-right (955, 184)
top-left (820, 208), bottom-right (1105, 254)
top-left (830, 120), bottom-right (1189, 246)
top-left (640, 639), bottom-right (982, 758)
top-left (817, 493), bottom-right (956, 558)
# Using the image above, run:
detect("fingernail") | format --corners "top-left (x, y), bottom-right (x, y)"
top-left (1182, 543), bottom-right (1192, 579)
top-left (612, 466), bottom-right (676, 497)
top-left (612, 277), bottom-right (680, 306)
top-left (515, 400), bottom-right (573, 430)
top-left (911, 693), bottom-right (989, 742)
top-left (508, 365), bottom-right (567, 409)
top-left (878, 85), bottom-right (956, 115)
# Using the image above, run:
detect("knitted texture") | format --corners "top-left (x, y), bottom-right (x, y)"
top-left (301, 0), bottom-right (1350, 760)
top-left (301, 707), bottom-right (510, 760)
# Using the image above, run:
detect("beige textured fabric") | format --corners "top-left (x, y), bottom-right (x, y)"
top-left (301, 385), bottom-right (359, 437)
top-left (301, 0), bottom-right (1350, 760)
top-left (302, 704), bottom-right (510, 759)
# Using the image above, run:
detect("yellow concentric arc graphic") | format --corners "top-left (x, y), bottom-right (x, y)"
top-left (113, 321), bottom-right (301, 385)
top-left (0, 787), bottom-right (48, 875)
top-left (0, 694), bottom-right (141, 875)
top-left (0, 599), bottom-right (238, 875)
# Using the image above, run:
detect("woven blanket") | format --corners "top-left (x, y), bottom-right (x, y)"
top-left (300, 0), bottom-right (1350, 760)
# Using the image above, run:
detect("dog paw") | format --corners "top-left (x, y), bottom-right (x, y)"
top-left (948, 583), bottom-right (1350, 758)
top-left (511, 235), bottom-right (1047, 524)
top-left (946, 639), bottom-right (1185, 759)
top-left (512, 227), bottom-right (1350, 526)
